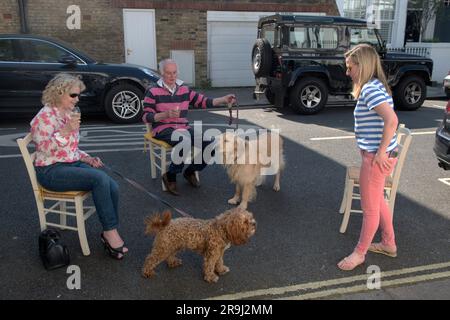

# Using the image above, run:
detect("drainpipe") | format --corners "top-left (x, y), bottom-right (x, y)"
top-left (18, 0), bottom-right (29, 34)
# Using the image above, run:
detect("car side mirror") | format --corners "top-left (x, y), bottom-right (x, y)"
top-left (59, 55), bottom-right (78, 66)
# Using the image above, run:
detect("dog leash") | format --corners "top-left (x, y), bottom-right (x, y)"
top-left (103, 164), bottom-right (192, 218)
top-left (228, 101), bottom-right (239, 129)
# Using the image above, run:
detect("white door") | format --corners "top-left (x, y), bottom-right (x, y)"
top-left (170, 50), bottom-right (195, 86)
top-left (123, 9), bottom-right (157, 69)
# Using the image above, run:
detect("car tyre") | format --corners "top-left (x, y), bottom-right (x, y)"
top-left (289, 77), bottom-right (328, 114)
top-left (394, 76), bottom-right (426, 111)
top-left (104, 83), bottom-right (144, 123)
top-left (252, 38), bottom-right (273, 77)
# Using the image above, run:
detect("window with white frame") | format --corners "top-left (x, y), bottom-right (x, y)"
top-left (343, 0), bottom-right (396, 44)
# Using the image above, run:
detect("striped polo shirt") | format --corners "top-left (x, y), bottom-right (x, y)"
top-left (142, 79), bottom-right (214, 135)
top-left (354, 78), bottom-right (397, 152)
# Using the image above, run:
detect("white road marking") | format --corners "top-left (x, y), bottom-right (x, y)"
top-left (311, 136), bottom-right (355, 141)
top-left (206, 261), bottom-right (450, 300)
top-left (281, 270), bottom-right (450, 300)
top-left (438, 178), bottom-right (450, 186)
top-left (310, 131), bottom-right (436, 141)
top-left (0, 147), bottom-right (146, 159)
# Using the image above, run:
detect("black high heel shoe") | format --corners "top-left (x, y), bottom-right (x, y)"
top-left (100, 233), bottom-right (126, 260)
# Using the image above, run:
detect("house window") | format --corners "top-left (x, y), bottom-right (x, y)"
top-left (444, 0), bottom-right (450, 6)
top-left (343, 0), bottom-right (396, 44)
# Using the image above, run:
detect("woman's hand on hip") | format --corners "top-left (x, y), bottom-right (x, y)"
top-left (373, 152), bottom-right (392, 172)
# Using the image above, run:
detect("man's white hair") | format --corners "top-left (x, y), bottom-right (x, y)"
top-left (159, 58), bottom-right (177, 74)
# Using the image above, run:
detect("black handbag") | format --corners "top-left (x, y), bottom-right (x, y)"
top-left (39, 228), bottom-right (70, 270)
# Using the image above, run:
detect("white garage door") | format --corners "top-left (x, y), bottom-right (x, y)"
top-left (208, 11), bottom-right (281, 87)
top-left (208, 20), bottom-right (258, 87)
top-left (207, 11), bottom-right (324, 87)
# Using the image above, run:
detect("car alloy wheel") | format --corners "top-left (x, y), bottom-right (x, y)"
top-left (300, 85), bottom-right (322, 109)
top-left (112, 90), bottom-right (141, 120)
top-left (404, 82), bottom-right (422, 105)
top-left (290, 77), bottom-right (328, 115)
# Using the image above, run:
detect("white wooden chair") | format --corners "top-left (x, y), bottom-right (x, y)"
top-left (143, 123), bottom-right (199, 191)
top-left (17, 133), bottom-right (96, 255)
top-left (338, 125), bottom-right (412, 233)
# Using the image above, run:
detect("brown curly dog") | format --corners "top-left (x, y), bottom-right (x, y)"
top-left (141, 208), bottom-right (256, 283)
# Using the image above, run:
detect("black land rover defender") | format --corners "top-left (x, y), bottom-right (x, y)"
top-left (252, 15), bottom-right (433, 114)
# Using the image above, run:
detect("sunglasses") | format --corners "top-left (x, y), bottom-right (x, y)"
top-left (69, 93), bottom-right (80, 98)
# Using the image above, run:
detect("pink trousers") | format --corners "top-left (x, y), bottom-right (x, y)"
top-left (355, 150), bottom-right (398, 255)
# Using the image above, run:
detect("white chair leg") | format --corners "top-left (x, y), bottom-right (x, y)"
top-left (194, 171), bottom-right (200, 182)
top-left (35, 197), bottom-right (47, 232)
top-left (59, 201), bottom-right (67, 229)
top-left (149, 143), bottom-right (157, 179)
top-left (340, 180), bottom-right (354, 233)
top-left (388, 193), bottom-right (396, 215)
top-left (75, 197), bottom-right (90, 256)
top-left (161, 147), bottom-right (168, 191)
top-left (339, 174), bottom-right (349, 214)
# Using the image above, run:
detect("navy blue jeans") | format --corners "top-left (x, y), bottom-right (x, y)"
top-left (155, 127), bottom-right (215, 182)
top-left (35, 161), bottom-right (119, 231)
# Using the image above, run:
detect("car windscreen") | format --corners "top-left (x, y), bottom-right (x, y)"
top-left (349, 27), bottom-right (381, 49)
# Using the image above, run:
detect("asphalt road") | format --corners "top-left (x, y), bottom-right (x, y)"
top-left (0, 98), bottom-right (449, 301)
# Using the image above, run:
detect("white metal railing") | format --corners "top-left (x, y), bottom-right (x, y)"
top-left (387, 46), bottom-right (431, 57)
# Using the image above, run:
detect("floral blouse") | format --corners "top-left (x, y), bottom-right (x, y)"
top-left (30, 105), bottom-right (89, 167)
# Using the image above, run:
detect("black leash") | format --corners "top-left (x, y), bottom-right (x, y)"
top-left (103, 164), bottom-right (192, 218)
top-left (228, 102), bottom-right (239, 129)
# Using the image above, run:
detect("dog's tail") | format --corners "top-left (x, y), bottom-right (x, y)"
top-left (144, 210), bottom-right (172, 235)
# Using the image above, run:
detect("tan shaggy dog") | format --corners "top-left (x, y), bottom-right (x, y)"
top-left (216, 131), bottom-right (285, 210)
top-left (142, 208), bottom-right (256, 283)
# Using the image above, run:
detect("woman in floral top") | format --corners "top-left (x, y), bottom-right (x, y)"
top-left (31, 73), bottom-right (127, 260)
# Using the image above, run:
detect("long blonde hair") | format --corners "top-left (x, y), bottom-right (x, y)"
top-left (345, 44), bottom-right (391, 99)
top-left (41, 73), bottom-right (85, 107)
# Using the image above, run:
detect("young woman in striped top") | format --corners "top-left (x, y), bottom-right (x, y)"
top-left (338, 44), bottom-right (399, 271)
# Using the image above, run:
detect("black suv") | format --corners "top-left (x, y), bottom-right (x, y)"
top-left (0, 34), bottom-right (160, 123)
top-left (252, 15), bottom-right (433, 114)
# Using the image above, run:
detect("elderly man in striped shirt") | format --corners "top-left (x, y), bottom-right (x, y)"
top-left (143, 58), bottom-right (236, 195)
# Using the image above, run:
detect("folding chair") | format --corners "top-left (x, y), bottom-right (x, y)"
top-left (143, 123), bottom-right (199, 191)
top-left (338, 125), bottom-right (412, 233)
top-left (17, 133), bottom-right (96, 255)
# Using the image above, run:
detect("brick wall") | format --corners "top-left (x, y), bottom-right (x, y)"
top-left (1, 0), bottom-right (339, 86)
top-left (0, 0), bottom-right (124, 63)
top-left (0, 0), bottom-right (22, 33)
top-left (155, 9), bottom-right (208, 86)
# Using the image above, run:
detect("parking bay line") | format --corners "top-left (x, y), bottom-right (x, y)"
top-left (0, 147), bottom-right (146, 159)
top-left (281, 270), bottom-right (450, 300)
top-left (438, 178), bottom-right (450, 186)
top-left (310, 131), bottom-right (436, 141)
top-left (206, 261), bottom-right (450, 300)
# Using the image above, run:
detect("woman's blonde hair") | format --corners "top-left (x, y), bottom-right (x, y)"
top-left (344, 44), bottom-right (391, 99)
top-left (41, 73), bottom-right (86, 107)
